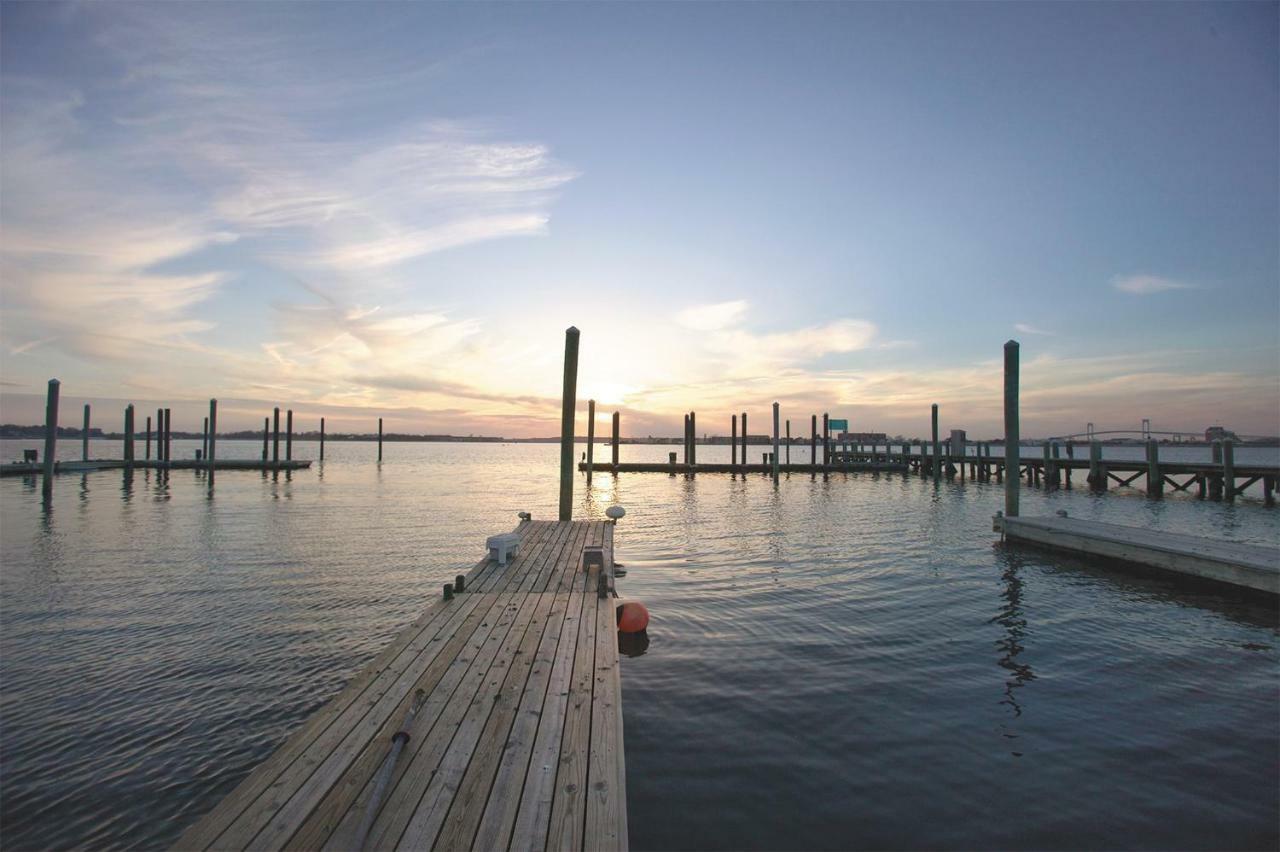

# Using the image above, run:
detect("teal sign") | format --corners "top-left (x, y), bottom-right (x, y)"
top-left (829, 419), bottom-right (848, 431)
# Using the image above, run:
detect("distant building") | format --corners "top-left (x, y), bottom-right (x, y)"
top-left (837, 431), bottom-right (887, 443)
top-left (1205, 426), bottom-right (1238, 442)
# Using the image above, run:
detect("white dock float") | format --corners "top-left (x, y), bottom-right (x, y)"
top-left (994, 514), bottom-right (1280, 595)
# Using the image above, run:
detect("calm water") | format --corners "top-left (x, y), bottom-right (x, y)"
top-left (1, 440), bottom-right (1277, 850)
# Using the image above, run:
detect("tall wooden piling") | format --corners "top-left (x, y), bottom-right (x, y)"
top-left (82, 404), bottom-right (90, 461)
top-left (742, 412), bottom-right (748, 466)
top-left (1089, 441), bottom-right (1103, 491)
top-left (1043, 443), bottom-right (1053, 490)
top-left (682, 415), bottom-right (689, 465)
top-left (1146, 439), bottom-right (1162, 497)
top-left (611, 411), bottom-right (620, 468)
top-left (557, 326), bottom-right (579, 522)
top-left (208, 399), bottom-right (218, 464)
top-left (1065, 443), bottom-right (1074, 487)
top-left (931, 404), bottom-right (940, 483)
top-left (320, 417), bottom-right (325, 461)
top-left (202, 417), bottom-right (209, 461)
top-left (810, 415), bottom-right (817, 469)
top-left (690, 411), bottom-right (697, 466)
top-left (42, 379), bottom-right (59, 492)
top-left (157, 408), bottom-right (164, 461)
top-left (377, 417), bottom-right (383, 463)
top-left (731, 414), bottom-right (738, 467)
top-left (772, 402), bottom-right (780, 482)
top-left (286, 409), bottom-right (293, 461)
top-left (1222, 439), bottom-right (1235, 502)
top-left (586, 400), bottom-right (595, 484)
top-left (1004, 340), bottom-right (1020, 517)
top-left (786, 419), bottom-right (791, 465)
top-left (145, 416), bottom-right (151, 461)
top-left (262, 417), bottom-right (269, 461)
top-left (124, 405), bottom-right (135, 463)
top-left (164, 408), bottom-right (172, 463)
top-left (272, 408), bottom-right (281, 464)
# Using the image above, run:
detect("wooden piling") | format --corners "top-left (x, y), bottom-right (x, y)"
top-left (771, 402), bottom-right (780, 482)
top-left (731, 414), bottom-right (738, 467)
top-left (378, 417), bottom-right (383, 463)
top-left (1065, 443), bottom-right (1074, 487)
top-left (272, 408), bottom-right (280, 464)
top-left (742, 412), bottom-right (748, 466)
top-left (810, 415), bottom-right (817, 469)
top-left (786, 419), bottom-right (791, 465)
top-left (611, 412), bottom-right (620, 468)
top-left (202, 417), bottom-right (209, 461)
top-left (145, 416), bottom-right (151, 461)
top-left (558, 326), bottom-right (579, 522)
top-left (82, 404), bottom-right (90, 461)
top-left (208, 399), bottom-right (218, 465)
top-left (42, 379), bottom-right (59, 491)
top-left (682, 415), bottom-right (689, 465)
top-left (1004, 340), bottom-right (1020, 517)
top-left (157, 408), bottom-right (164, 461)
top-left (1264, 476), bottom-right (1274, 507)
top-left (1089, 441), bottom-right (1103, 490)
top-left (164, 408), bottom-right (172, 463)
top-left (124, 405), bottom-right (135, 463)
top-left (931, 403), bottom-right (940, 483)
top-left (586, 400), bottom-right (595, 484)
top-left (1146, 439), bottom-right (1162, 498)
top-left (822, 413), bottom-right (829, 466)
top-left (262, 417), bottom-right (270, 462)
top-left (286, 409), bottom-right (293, 461)
top-left (320, 417), bottom-right (325, 461)
top-left (690, 411), bottom-right (697, 466)
top-left (1043, 443), bottom-right (1053, 490)
top-left (1210, 441), bottom-right (1223, 500)
top-left (1222, 439), bottom-right (1235, 502)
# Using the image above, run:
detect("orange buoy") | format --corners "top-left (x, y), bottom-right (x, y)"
top-left (616, 601), bottom-right (649, 633)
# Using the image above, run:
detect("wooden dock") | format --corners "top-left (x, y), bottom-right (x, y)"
top-left (176, 518), bottom-right (627, 851)
top-left (995, 514), bottom-right (1280, 594)
top-left (0, 459), bottom-right (312, 477)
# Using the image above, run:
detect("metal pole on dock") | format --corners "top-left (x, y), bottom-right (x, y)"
top-left (124, 405), bottom-right (135, 463)
top-left (42, 379), bottom-right (59, 493)
top-left (931, 404), bottom-right (940, 483)
top-left (82, 404), bottom-right (90, 461)
top-left (208, 399), bottom-right (218, 465)
top-left (586, 400), bottom-right (595, 484)
top-left (731, 414), bottom-right (738, 467)
top-left (378, 417), bottom-right (383, 462)
top-left (145, 416), bottom-right (151, 461)
top-left (272, 408), bottom-right (280, 464)
top-left (320, 417), bottom-right (325, 461)
top-left (611, 411), bottom-right (620, 468)
top-left (772, 402), bottom-right (780, 481)
top-left (286, 409), bottom-right (293, 461)
top-left (1004, 340), bottom-right (1020, 517)
top-left (557, 326), bottom-right (579, 522)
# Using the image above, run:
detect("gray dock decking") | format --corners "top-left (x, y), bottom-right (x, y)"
top-left (995, 514), bottom-right (1279, 594)
top-left (175, 519), bottom-right (627, 851)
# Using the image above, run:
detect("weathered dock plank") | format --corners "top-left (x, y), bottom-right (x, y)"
top-left (995, 514), bottom-right (1279, 594)
top-left (175, 518), bottom-right (628, 851)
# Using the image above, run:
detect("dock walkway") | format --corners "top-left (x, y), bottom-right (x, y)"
top-left (176, 518), bottom-right (626, 851)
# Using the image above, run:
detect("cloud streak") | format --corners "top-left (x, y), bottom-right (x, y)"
top-left (1112, 274), bottom-right (1197, 295)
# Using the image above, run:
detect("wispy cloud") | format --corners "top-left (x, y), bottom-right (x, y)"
top-left (1014, 323), bottom-right (1056, 336)
top-left (676, 300), bottom-right (749, 331)
top-left (1111, 273), bottom-right (1197, 295)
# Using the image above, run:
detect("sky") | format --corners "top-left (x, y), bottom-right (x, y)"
top-left (1, 2), bottom-right (1277, 440)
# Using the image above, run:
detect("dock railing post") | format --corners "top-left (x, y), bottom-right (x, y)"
top-left (1004, 340), bottom-right (1020, 517)
top-left (586, 399), bottom-right (595, 483)
top-left (772, 402), bottom-right (780, 482)
top-left (731, 414), bottom-right (738, 468)
top-left (378, 417), bottom-right (383, 463)
top-left (1146, 439), bottom-right (1162, 498)
top-left (272, 408), bottom-right (280, 464)
top-left (1222, 439), bottom-right (1235, 502)
top-left (125, 405), bottom-right (135, 463)
top-left (931, 403), bottom-right (940, 482)
top-left (208, 399), bottom-right (218, 466)
top-left (320, 417), bottom-right (325, 461)
top-left (558, 326), bottom-right (579, 522)
top-left (82, 404), bottom-right (90, 461)
top-left (42, 379), bottom-right (60, 492)
top-left (286, 409), bottom-right (293, 461)
top-left (611, 411), bottom-right (620, 468)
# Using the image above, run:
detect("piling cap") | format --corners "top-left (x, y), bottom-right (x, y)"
top-left (605, 505), bottom-right (626, 520)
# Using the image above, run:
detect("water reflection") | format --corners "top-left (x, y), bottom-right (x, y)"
top-left (991, 550), bottom-right (1036, 721)
top-left (618, 630), bottom-right (650, 658)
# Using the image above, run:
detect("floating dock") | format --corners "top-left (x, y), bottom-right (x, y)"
top-left (176, 518), bottom-right (627, 851)
top-left (0, 459), bottom-right (312, 477)
top-left (995, 514), bottom-right (1279, 595)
